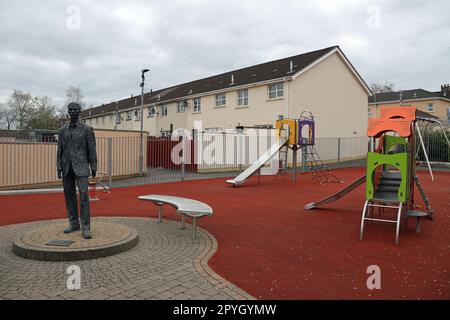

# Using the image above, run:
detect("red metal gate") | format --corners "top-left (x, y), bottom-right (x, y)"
top-left (147, 137), bottom-right (197, 171)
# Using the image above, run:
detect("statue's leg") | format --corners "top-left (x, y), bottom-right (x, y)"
top-left (63, 168), bottom-right (80, 228)
top-left (76, 176), bottom-right (90, 232)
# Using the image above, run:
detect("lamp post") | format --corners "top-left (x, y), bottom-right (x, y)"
top-left (139, 68), bottom-right (150, 177)
top-left (114, 101), bottom-right (119, 130)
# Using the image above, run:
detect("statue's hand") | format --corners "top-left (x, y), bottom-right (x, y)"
top-left (57, 170), bottom-right (62, 179)
top-left (91, 170), bottom-right (96, 178)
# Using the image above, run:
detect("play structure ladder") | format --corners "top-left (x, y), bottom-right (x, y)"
top-left (303, 145), bottom-right (342, 184)
top-left (278, 144), bottom-right (289, 175)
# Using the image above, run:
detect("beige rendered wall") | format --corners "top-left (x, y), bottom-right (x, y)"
top-left (185, 86), bottom-right (285, 131)
top-left (289, 52), bottom-right (369, 138)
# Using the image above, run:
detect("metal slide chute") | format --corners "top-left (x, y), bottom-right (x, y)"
top-left (304, 174), bottom-right (366, 209)
top-left (226, 138), bottom-right (287, 186)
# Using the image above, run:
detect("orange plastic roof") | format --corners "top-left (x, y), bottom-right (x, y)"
top-left (367, 119), bottom-right (412, 137)
top-left (367, 106), bottom-right (416, 137)
top-left (380, 106), bottom-right (416, 121)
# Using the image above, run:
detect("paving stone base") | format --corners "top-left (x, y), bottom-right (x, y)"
top-left (0, 217), bottom-right (254, 300)
top-left (12, 221), bottom-right (139, 261)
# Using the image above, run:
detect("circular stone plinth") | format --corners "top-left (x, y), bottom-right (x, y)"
top-left (12, 221), bottom-right (139, 261)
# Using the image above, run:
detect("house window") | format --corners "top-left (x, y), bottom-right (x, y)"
top-left (368, 108), bottom-right (372, 118)
top-left (193, 98), bottom-right (201, 112)
top-left (215, 93), bottom-right (226, 107)
top-left (134, 110), bottom-right (140, 121)
top-left (148, 106), bottom-right (156, 117)
top-left (237, 89), bottom-right (248, 106)
top-left (268, 82), bottom-right (284, 99)
top-left (126, 111), bottom-right (132, 121)
top-left (161, 105), bottom-right (168, 117)
top-left (177, 100), bottom-right (187, 113)
top-left (95, 117), bottom-right (99, 124)
top-left (101, 116), bottom-right (105, 124)
top-left (427, 103), bottom-right (434, 112)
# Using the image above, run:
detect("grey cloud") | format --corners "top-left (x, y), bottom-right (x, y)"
top-left (0, 0), bottom-right (449, 108)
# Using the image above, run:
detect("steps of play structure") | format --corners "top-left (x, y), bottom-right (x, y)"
top-left (372, 191), bottom-right (401, 203)
top-left (380, 171), bottom-right (401, 180)
top-left (376, 185), bottom-right (399, 193)
top-left (378, 179), bottom-right (401, 186)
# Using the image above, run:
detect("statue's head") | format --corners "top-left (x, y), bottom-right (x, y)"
top-left (67, 102), bottom-right (81, 122)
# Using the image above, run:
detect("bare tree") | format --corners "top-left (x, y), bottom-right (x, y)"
top-left (6, 89), bottom-right (33, 130)
top-left (0, 102), bottom-right (16, 130)
top-left (65, 85), bottom-right (86, 109)
top-left (370, 82), bottom-right (395, 94)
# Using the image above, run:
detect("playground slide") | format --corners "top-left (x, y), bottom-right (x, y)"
top-left (304, 174), bottom-right (366, 209)
top-left (226, 138), bottom-right (287, 186)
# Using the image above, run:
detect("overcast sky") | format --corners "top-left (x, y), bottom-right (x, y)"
top-left (0, 0), bottom-right (449, 108)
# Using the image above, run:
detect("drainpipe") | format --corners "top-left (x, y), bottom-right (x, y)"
top-left (285, 78), bottom-right (289, 118)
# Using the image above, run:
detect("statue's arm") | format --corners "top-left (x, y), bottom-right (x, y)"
top-left (56, 129), bottom-right (63, 176)
top-left (87, 127), bottom-right (97, 173)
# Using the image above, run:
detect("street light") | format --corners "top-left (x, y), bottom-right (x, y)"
top-left (139, 68), bottom-right (150, 177)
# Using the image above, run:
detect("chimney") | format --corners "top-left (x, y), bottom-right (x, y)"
top-left (441, 84), bottom-right (449, 97)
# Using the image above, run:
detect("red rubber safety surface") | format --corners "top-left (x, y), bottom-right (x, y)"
top-left (1, 167), bottom-right (449, 300)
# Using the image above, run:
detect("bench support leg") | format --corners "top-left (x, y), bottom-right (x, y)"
top-left (181, 215), bottom-right (186, 229)
top-left (158, 206), bottom-right (163, 223)
top-left (192, 217), bottom-right (197, 239)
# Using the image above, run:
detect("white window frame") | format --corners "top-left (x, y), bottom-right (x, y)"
top-left (177, 101), bottom-right (186, 113)
top-left (95, 117), bottom-right (99, 124)
top-left (193, 97), bottom-right (201, 112)
top-left (134, 109), bottom-right (140, 121)
top-left (237, 89), bottom-right (249, 106)
top-left (161, 104), bottom-right (168, 117)
top-left (268, 82), bottom-right (284, 99)
top-left (148, 106), bottom-right (156, 117)
top-left (126, 111), bottom-right (132, 121)
top-left (215, 93), bottom-right (226, 107)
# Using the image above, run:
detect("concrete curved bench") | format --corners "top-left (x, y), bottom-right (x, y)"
top-left (138, 195), bottom-right (213, 239)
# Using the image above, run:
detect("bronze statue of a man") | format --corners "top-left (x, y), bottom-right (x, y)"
top-left (57, 102), bottom-right (97, 239)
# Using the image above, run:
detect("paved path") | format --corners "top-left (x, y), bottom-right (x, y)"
top-left (0, 217), bottom-right (254, 300)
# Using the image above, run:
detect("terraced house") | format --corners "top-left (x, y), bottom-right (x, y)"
top-left (81, 46), bottom-right (371, 138)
